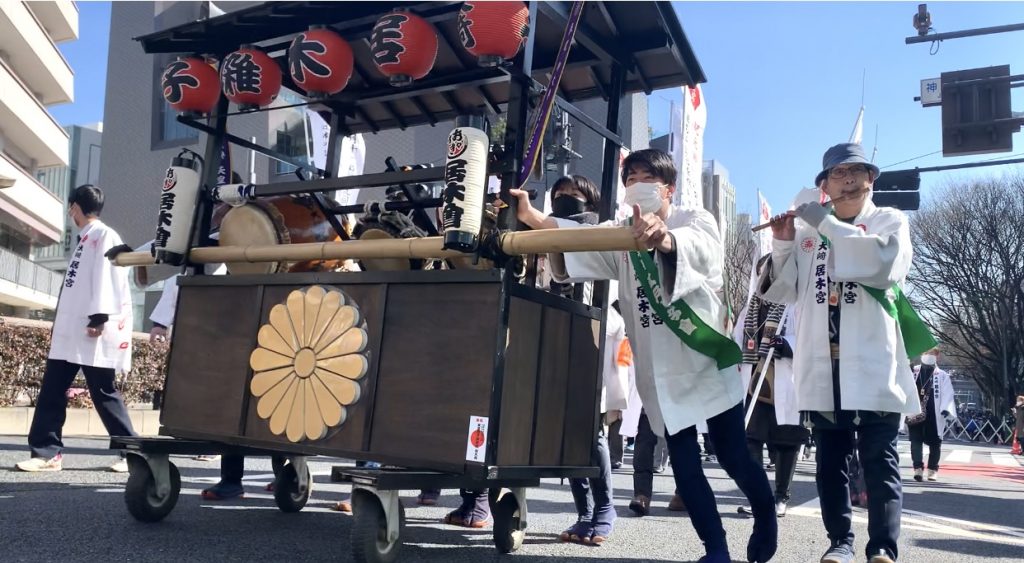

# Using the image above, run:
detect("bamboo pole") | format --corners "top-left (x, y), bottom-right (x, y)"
top-left (113, 227), bottom-right (646, 267)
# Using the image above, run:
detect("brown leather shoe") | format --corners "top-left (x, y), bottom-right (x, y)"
top-left (628, 494), bottom-right (651, 516)
top-left (667, 494), bottom-right (687, 512)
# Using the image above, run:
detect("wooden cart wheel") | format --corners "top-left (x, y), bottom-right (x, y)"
top-left (492, 493), bottom-right (525, 554)
top-left (351, 492), bottom-right (405, 563)
top-left (124, 460), bottom-right (181, 523)
top-left (273, 462), bottom-right (311, 513)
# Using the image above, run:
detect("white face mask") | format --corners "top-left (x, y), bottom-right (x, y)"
top-left (920, 354), bottom-right (937, 366)
top-left (623, 182), bottom-right (665, 214)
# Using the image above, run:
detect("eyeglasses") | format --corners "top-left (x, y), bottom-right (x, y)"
top-left (828, 164), bottom-right (870, 180)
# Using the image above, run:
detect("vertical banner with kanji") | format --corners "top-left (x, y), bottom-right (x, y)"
top-left (675, 84), bottom-right (706, 210)
top-left (216, 135), bottom-right (232, 186)
top-left (307, 109), bottom-right (366, 222)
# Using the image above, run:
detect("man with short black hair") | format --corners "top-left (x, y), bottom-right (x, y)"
top-left (16, 185), bottom-right (137, 473)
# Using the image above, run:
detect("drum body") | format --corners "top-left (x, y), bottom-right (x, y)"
top-left (213, 195), bottom-right (345, 274)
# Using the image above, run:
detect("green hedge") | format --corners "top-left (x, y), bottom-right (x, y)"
top-left (0, 318), bottom-right (168, 408)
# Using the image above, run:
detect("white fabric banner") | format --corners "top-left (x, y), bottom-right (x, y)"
top-left (757, 190), bottom-right (772, 259)
top-left (677, 85), bottom-right (706, 210)
top-left (306, 109), bottom-right (366, 220)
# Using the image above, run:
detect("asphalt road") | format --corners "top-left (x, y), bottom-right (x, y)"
top-left (1, 435), bottom-right (1022, 562)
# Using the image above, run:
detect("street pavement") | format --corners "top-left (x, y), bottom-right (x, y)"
top-left (1, 435), bottom-right (1023, 562)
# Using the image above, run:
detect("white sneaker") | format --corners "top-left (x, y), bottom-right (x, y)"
top-left (927, 469), bottom-right (938, 481)
top-left (16, 455), bottom-right (63, 472)
top-left (108, 458), bottom-right (129, 473)
top-left (913, 468), bottom-right (923, 482)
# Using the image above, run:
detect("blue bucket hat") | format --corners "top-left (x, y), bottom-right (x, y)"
top-left (815, 143), bottom-right (880, 186)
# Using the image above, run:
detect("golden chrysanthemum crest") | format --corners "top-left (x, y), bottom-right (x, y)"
top-left (249, 286), bottom-right (368, 442)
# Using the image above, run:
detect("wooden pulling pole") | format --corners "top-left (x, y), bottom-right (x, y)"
top-left (113, 227), bottom-right (646, 267)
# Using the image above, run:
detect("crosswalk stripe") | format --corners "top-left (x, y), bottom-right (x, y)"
top-left (944, 449), bottom-right (972, 463)
top-left (992, 453), bottom-right (1021, 467)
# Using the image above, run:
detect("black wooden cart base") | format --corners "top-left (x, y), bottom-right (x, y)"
top-left (332, 466), bottom-right (569, 562)
top-left (110, 436), bottom-right (312, 522)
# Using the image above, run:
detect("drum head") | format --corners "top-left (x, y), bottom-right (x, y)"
top-left (218, 203), bottom-right (286, 275)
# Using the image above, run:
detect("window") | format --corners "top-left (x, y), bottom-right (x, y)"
top-left (269, 90), bottom-right (313, 175)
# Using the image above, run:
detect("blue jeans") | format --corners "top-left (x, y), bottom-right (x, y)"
top-left (569, 433), bottom-right (615, 526)
top-left (664, 402), bottom-right (775, 554)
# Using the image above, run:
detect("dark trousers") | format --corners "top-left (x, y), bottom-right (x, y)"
top-left (748, 440), bottom-right (799, 503)
top-left (908, 423), bottom-right (942, 471)
top-left (569, 433), bottom-right (614, 522)
top-left (632, 411), bottom-right (659, 497)
top-left (220, 454), bottom-right (287, 484)
top-left (28, 359), bottom-right (136, 459)
top-left (812, 411), bottom-right (902, 560)
top-left (608, 417), bottom-right (623, 465)
top-left (665, 402), bottom-right (775, 554)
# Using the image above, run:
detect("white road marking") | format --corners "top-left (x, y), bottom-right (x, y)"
top-left (944, 449), bottom-right (972, 463)
top-left (991, 453), bottom-right (1021, 467)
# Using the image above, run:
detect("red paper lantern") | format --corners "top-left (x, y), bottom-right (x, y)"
top-left (458, 1), bottom-right (530, 66)
top-left (220, 45), bottom-right (282, 110)
top-left (370, 11), bottom-right (438, 86)
top-left (161, 56), bottom-right (220, 115)
top-left (288, 26), bottom-right (354, 98)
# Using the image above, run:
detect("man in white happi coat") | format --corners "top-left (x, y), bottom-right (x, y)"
top-left (509, 148), bottom-right (776, 563)
top-left (16, 185), bottom-right (136, 473)
top-left (764, 143), bottom-right (922, 563)
top-left (906, 348), bottom-right (955, 483)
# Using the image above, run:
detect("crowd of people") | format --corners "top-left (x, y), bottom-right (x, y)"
top-left (14, 141), bottom-right (992, 563)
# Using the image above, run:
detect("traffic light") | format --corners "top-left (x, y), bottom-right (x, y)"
top-left (941, 65), bottom-right (1018, 157)
top-left (873, 169), bottom-right (921, 211)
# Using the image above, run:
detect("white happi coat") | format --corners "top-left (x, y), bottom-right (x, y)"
top-left (912, 364), bottom-right (957, 437)
top-left (551, 205), bottom-right (745, 436)
top-left (49, 220), bottom-right (133, 372)
top-left (733, 305), bottom-right (801, 426)
top-left (149, 263), bottom-right (227, 328)
top-left (602, 305), bottom-right (630, 414)
top-left (762, 200), bottom-right (921, 415)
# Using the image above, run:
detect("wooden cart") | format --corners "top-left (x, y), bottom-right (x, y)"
top-left (114, 2), bottom-right (706, 560)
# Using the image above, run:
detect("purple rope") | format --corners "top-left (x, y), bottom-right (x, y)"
top-left (516, 1), bottom-right (586, 186)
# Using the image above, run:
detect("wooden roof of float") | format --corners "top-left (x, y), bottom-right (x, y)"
top-left (137, 1), bottom-right (706, 134)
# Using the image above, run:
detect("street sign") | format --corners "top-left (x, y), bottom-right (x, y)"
top-left (941, 65), bottom-right (1017, 157)
top-left (920, 78), bottom-right (941, 107)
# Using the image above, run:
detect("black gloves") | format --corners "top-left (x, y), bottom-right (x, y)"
top-left (104, 244), bottom-right (133, 260)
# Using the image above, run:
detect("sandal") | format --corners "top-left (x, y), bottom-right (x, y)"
top-left (443, 507), bottom-right (490, 528)
top-left (332, 499), bottom-right (352, 513)
top-left (200, 481), bottom-right (244, 501)
top-left (585, 504), bottom-right (616, 545)
top-left (559, 520), bottom-right (593, 543)
top-left (417, 489), bottom-right (440, 506)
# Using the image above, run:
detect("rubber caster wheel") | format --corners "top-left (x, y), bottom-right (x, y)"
top-left (351, 493), bottom-right (405, 563)
top-left (124, 460), bottom-right (181, 523)
top-left (492, 493), bottom-right (525, 553)
top-left (273, 462), bottom-right (312, 513)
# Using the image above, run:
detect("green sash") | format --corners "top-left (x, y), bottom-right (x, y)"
top-left (819, 235), bottom-right (937, 358)
top-left (629, 250), bottom-right (743, 370)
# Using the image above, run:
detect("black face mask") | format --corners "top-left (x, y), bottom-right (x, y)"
top-left (551, 195), bottom-right (587, 218)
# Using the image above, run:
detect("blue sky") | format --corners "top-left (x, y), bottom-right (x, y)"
top-left (48, 2), bottom-right (1024, 214)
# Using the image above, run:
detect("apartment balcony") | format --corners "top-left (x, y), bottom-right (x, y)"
top-left (25, 1), bottom-right (78, 43)
top-left (0, 58), bottom-right (69, 168)
top-left (0, 151), bottom-right (64, 244)
top-left (0, 1), bottom-right (75, 106)
top-left (0, 245), bottom-right (61, 311)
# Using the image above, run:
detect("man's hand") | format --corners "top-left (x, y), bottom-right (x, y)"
top-left (150, 326), bottom-right (169, 343)
top-left (86, 326), bottom-right (103, 338)
top-left (768, 212), bottom-right (796, 241)
top-left (104, 244), bottom-right (133, 261)
top-left (631, 204), bottom-right (672, 253)
top-left (794, 202), bottom-right (832, 230)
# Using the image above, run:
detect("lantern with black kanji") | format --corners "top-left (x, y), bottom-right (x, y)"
top-left (369, 10), bottom-right (438, 86)
top-left (457, 1), bottom-right (530, 67)
top-left (288, 26), bottom-right (354, 99)
top-left (161, 56), bottom-right (220, 115)
top-left (220, 45), bottom-right (282, 110)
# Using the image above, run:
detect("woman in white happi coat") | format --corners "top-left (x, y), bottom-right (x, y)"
top-left (763, 142), bottom-right (923, 563)
top-left (16, 185), bottom-right (136, 473)
top-left (508, 148), bottom-right (776, 563)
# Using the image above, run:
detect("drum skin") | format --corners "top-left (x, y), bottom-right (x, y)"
top-left (212, 195), bottom-right (346, 274)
